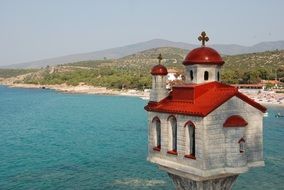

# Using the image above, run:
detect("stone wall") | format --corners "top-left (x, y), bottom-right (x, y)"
top-left (147, 96), bottom-right (264, 178)
top-left (150, 75), bottom-right (168, 102)
top-left (203, 96), bottom-right (264, 170)
top-left (147, 112), bottom-right (205, 173)
top-left (168, 173), bottom-right (238, 190)
top-left (224, 127), bottom-right (247, 167)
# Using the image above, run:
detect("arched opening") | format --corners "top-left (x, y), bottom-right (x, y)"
top-left (184, 121), bottom-right (196, 159)
top-left (204, 71), bottom-right (209, 81)
top-left (238, 138), bottom-right (245, 153)
top-left (217, 71), bottom-right (220, 81)
top-left (190, 70), bottom-right (194, 81)
top-left (152, 117), bottom-right (161, 151)
top-left (167, 115), bottom-right (177, 155)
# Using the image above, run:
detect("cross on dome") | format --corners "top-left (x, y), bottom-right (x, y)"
top-left (198, 31), bottom-right (209, 46)
top-left (157, 53), bottom-right (163, 64)
top-left (151, 53), bottom-right (168, 76)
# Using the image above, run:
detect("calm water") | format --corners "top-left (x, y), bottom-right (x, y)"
top-left (0, 85), bottom-right (283, 190)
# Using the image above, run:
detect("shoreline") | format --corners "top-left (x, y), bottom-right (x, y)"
top-left (0, 82), bottom-right (150, 99)
top-left (1, 82), bottom-right (284, 107)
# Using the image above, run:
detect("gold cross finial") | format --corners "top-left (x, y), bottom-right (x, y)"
top-left (157, 53), bottom-right (163, 64)
top-left (198, 31), bottom-right (209, 46)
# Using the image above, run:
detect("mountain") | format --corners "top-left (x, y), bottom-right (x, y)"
top-left (1, 48), bottom-right (284, 88)
top-left (67, 47), bottom-right (284, 73)
top-left (2, 39), bottom-right (284, 68)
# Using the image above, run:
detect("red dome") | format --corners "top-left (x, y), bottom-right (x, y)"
top-left (183, 47), bottom-right (224, 65)
top-left (151, 64), bottom-right (168, 75)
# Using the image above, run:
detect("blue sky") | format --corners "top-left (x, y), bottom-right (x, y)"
top-left (0, 0), bottom-right (284, 65)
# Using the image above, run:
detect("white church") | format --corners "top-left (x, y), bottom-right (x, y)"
top-left (144, 32), bottom-right (267, 190)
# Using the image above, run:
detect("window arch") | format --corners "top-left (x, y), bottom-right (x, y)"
top-left (184, 121), bottom-right (196, 159)
top-left (190, 70), bottom-right (194, 81)
top-left (238, 138), bottom-right (245, 153)
top-left (167, 115), bottom-right (177, 155)
top-left (223, 115), bottom-right (248, 127)
top-left (204, 71), bottom-right (209, 81)
top-left (152, 117), bottom-right (161, 151)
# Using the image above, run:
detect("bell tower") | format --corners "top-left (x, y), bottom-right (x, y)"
top-left (150, 54), bottom-right (168, 102)
top-left (183, 32), bottom-right (224, 84)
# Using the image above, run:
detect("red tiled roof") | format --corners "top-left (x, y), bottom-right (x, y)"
top-left (145, 82), bottom-right (266, 117)
top-left (261, 80), bottom-right (282, 85)
top-left (223, 115), bottom-right (248, 127)
top-left (232, 84), bottom-right (263, 88)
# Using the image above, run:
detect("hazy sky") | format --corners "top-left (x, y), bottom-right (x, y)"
top-left (1, 0), bottom-right (284, 66)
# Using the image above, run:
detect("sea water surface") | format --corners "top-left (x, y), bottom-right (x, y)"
top-left (0, 85), bottom-right (283, 190)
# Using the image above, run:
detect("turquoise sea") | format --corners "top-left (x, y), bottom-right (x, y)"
top-left (0, 85), bottom-right (283, 190)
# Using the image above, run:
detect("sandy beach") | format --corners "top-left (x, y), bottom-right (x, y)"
top-left (240, 89), bottom-right (284, 107)
top-left (0, 80), bottom-right (150, 99)
top-left (1, 78), bottom-right (284, 107)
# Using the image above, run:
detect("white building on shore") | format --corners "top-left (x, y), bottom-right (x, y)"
top-left (144, 32), bottom-right (266, 190)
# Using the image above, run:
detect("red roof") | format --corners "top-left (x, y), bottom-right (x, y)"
top-left (145, 82), bottom-right (266, 117)
top-left (151, 64), bottom-right (168, 75)
top-left (223, 115), bottom-right (248, 127)
top-left (183, 47), bottom-right (224, 66)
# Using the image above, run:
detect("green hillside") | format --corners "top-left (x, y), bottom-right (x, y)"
top-left (222, 50), bottom-right (284, 83)
top-left (2, 48), bottom-right (284, 89)
top-left (0, 69), bottom-right (38, 78)
top-left (67, 47), bottom-right (284, 85)
top-left (66, 47), bottom-right (187, 69)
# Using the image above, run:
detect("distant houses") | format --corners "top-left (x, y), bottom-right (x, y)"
top-left (164, 68), bottom-right (284, 93)
top-left (167, 69), bottom-right (182, 81)
top-left (165, 68), bottom-right (184, 89)
top-left (233, 80), bottom-right (284, 90)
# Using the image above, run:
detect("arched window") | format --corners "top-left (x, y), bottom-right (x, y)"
top-left (204, 71), bottom-right (209, 81)
top-left (217, 71), bottom-right (220, 81)
top-left (184, 121), bottom-right (196, 159)
top-left (152, 117), bottom-right (161, 151)
top-left (167, 116), bottom-right (177, 155)
top-left (238, 138), bottom-right (245, 153)
top-left (190, 70), bottom-right (194, 81)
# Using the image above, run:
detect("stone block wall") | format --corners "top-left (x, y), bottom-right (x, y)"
top-left (168, 173), bottom-right (238, 190)
top-left (147, 96), bottom-right (264, 177)
top-left (224, 127), bottom-right (247, 167)
top-left (204, 96), bottom-right (264, 170)
top-left (150, 75), bottom-right (168, 102)
top-left (147, 112), bottom-right (205, 173)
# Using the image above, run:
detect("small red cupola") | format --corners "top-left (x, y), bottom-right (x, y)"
top-left (183, 32), bottom-right (224, 66)
top-left (151, 53), bottom-right (168, 75)
top-left (151, 65), bottom-right (168, 75)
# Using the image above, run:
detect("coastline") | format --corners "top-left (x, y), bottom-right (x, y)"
top-left (238, 89), bottom-right (284, 108)
top-left (0, 82), bottom-right (150, 99)
top-left (1, 81), bottom-right (284, 107)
